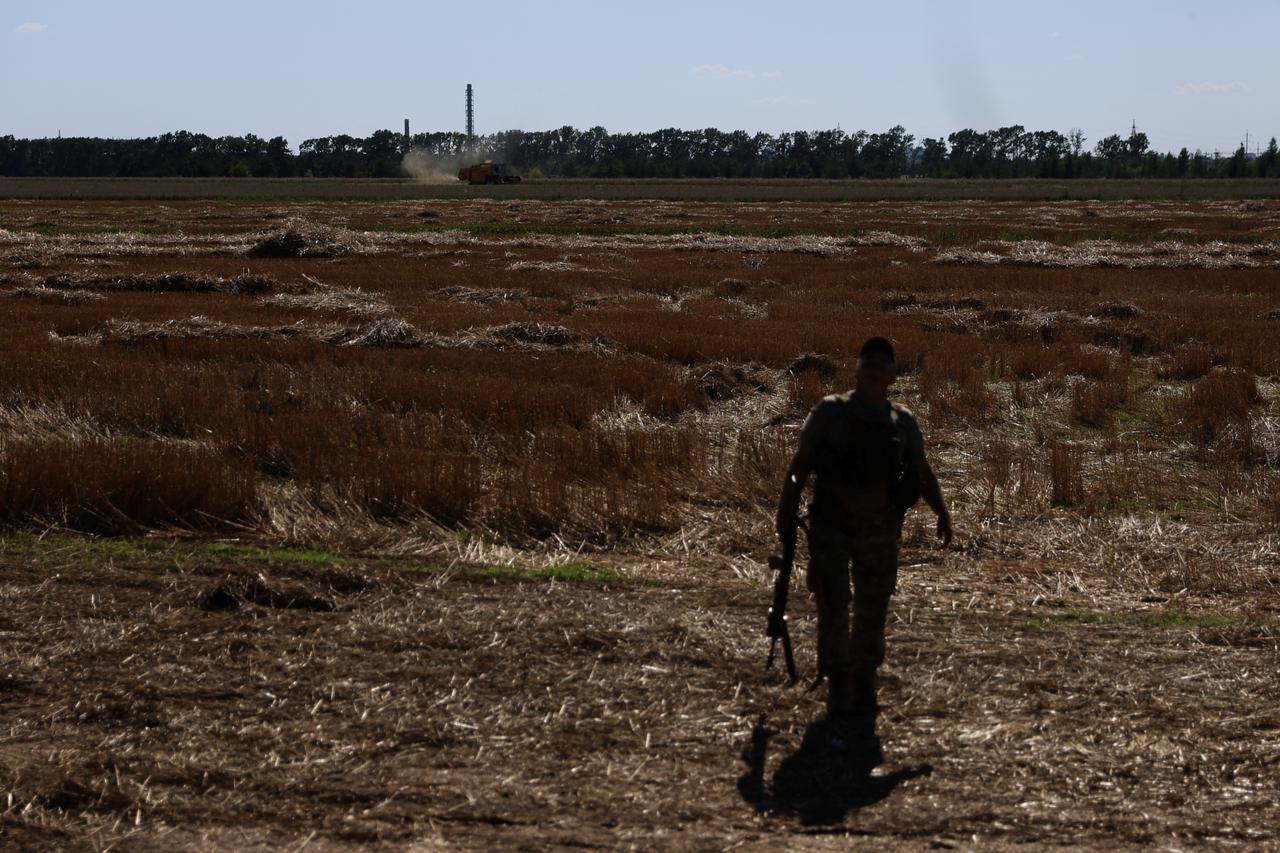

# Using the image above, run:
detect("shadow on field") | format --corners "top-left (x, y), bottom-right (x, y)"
top-left (737, 713), bottom-right (932, 825)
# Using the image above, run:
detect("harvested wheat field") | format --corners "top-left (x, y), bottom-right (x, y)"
top-left (1, 195), bottom-right (1279, 850)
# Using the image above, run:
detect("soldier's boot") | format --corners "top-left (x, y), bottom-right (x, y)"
top-left (843, 664), bottom-right (883, 768)
top-left (825, 666), bottom-right (884, 768)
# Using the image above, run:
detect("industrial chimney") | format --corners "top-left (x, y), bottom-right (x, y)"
top-left (404, 119), bottom-right (410, 140)
top-left (465, 84), bottom-right (475, 138)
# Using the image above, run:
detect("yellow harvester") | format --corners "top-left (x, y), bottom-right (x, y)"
top-left (457, 161), bottom-right (522, 184)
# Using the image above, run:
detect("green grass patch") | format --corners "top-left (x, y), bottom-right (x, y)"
top-left (0, 531), bottom-right (345, 567)
top-left (7, 177), bottom-right (1280, 204)
top-left (18, 224), bottom-right (178, 236)
top-left (1112, 408), bottom-right (1149, 427)
top-left (483, 561), bottom-right (632, 583)
top-left (912, 225), bottom-right (1269, 248)
top-left (1084, 493), bottom-right (1223, 521)
top-left (405, 560), bottom-right (639, 585)
top-left (0, 532), bottom-right (645, 586)
top-left (201, 541), bottom-right (343, 565)
top-left (995, 229), bottom-right (1042, 242)
top-left (353, 222), bottom-right (823, 239)
top-left (1072, 229), bottom-right (1267, 245)
top-left (928, 227), bottom-right (983, 246)
top-left (9, 219), bottom-right (1266, 247)
top-left (1026, 606), bottom-right (1239, 630)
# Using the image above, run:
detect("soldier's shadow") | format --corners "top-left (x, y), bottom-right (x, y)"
top-left (737, 713), bottom-right (932, 826)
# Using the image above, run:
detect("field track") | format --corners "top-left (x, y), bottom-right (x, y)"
top-left (1, 192), bottom-right (1278, 849)
top-left (4, 176), bottom-right (1280, 202)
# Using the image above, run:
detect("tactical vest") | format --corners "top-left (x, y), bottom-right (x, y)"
top-left (814, 399), bottom-right (921, 513)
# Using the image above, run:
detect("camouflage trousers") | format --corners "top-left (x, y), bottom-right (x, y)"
top-left (806, 508), bottom-right (903, 693)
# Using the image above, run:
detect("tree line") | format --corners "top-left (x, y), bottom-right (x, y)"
top-left (2, 126), bottom-right (1277, 180)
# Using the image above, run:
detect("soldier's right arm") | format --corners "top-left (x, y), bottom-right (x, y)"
top-left (776, 403), bottom-right (825, 544)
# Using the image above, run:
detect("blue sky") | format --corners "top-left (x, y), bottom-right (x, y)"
top-left (4, 0), bottom-right (1277, 154)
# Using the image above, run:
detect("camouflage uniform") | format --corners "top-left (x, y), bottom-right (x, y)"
top-left (799, 392), bottom-right (926, 713)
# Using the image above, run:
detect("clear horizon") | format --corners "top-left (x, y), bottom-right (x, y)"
top-left (5, 0), bottom-right (1277, 156)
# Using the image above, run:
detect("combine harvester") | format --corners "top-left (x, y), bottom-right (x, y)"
top-left (457, 161), bottom-right (522, 185)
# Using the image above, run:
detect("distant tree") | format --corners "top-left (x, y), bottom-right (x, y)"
top-left (265, 136), bottom-right (292, 177)
top-left (860, 126), bottom-right (914, 178)
top-left (920, 138), bottom-right (948, 177)
top-left (844, 130), bottom-right (867, 178)
top-left (947, 129), bottom-right (991, 177)
top-left (1029, 130), bottom-right (1067, 177)
top-left (1068, 129), bottom-right (1087, 157)
top-left (1227, 144), bottom-right (1248, 178)
top-left (1258, 138), bottom-right (1279, 178)
top-left (0, 124), bottom-right (1268, 181)
top-left (990, 125), bottom-right (1027, 177)
top-left (0, 135), bottom-right (20, 175)
top-left (1125, 129), bottom-right (1150, 162)
top-left (1095, 135), bottom-right (1126, 176)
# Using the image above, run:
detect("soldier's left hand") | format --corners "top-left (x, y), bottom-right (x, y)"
top-left (937, 512), bottom-right (953, 548)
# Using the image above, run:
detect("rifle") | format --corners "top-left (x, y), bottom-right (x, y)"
top-left (765, 519), bottom-right (806, 685)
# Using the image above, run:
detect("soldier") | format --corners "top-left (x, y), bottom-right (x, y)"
top-left (775, 337), bottom-right (952, 717)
